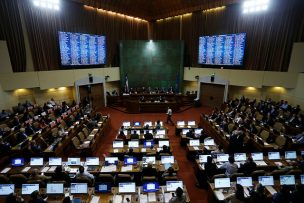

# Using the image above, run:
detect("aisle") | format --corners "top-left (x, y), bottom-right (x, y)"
top-left (95, 107), bottom-right (212, 203)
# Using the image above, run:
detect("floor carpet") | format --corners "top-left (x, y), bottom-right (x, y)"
top-left (95, 106), bottom-right (213, 203)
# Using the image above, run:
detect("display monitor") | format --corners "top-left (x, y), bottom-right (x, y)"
top-left (124, 157), bottom-right (137, 165)
top-left (251, 153), bottom-right (263, 161)
top-left (144, 121), bottom-right (152, 127)
top-left (0, 184), bottom-right (15, 196)
top-left (142, 156), bottom-right (156, 165)
top-left (49, 157), bottom-right (62, 166)
top-left (194, 129), bottom-right (203, 134)
top-left (189, 139), bottom-right (200, 147)
top-left (182, 129), bottom-right (190, 134)
top-left (67, 158), bottom-right (81, 166)
top-left (188, 121), bottom-right (196, 126)
top-left (86, 157), bottom-right (99, 166)
top-left (118, 182), bottom-right (136, 193)
top-left (156, 129), bottom-right (166, 135)
top-left (177, 121), bottom-right (185, 126)
top-left (122, 122), bottom-right (131, 127)
top-left (214, 178), bottom-right (231, 189)
top-left (131, 130), bottom-right (140, 135)
top-left (21, 184), bottom-right (39, 195)
top-left (204, 138), bottom-right (215, 146)
top-left (30, 157), bottom-right (44, 166)
top-left (285, 151), bottom-right (297, 160)
top-left (216, 154), bottom-right (229, 162)
top-left (161, 156), bottom-right (174, 164)
top-left (143, 182), bottom-right (160, 193)
top-left (234, 153), bottom-right (247, 162)
top-left (258, 176), bottom-right (274, 186)
top-left (198, 33), bottom-right (246, 66)
top-left (268, 152), bottom-right (280, 160)
top-left (166, 181), bottom-right (183, 192)
top-left (95, 182), bottom-right (111, 193)
top-left (237, 177), bottom-right (253, 187)
top-left (159, 140), bottom-right (170, 148)
top-left (133, 121), bottom-right (141, 127)
top-left (105, 157), bottom-right (119, 165)
top-left (46, 183), bottom-right (64, 194)
top-left (11, 158), bottom-right (24, 167)
top-left (128, 140), bottom-right (139, 148)
top-left (113, 140), bottom-right (124, 148)
top-left (301, 175), bottom-right (304, 185)
top-left (144, 140), bottom-right (154, 148)
top-left (199, 155), bottom-right (211, 163)
top-left (70, 183), bottom-right (88, 194)
top-left (144, 130), bottom-right (153, 134)
top-left (59, 31), bottom-right (106, 66)
top-left (280, 175), bottom-right (295, 186)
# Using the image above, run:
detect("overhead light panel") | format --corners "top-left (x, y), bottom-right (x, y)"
top-left (33, 0), bottom-right (60, 11)
top-left (243, 0), bottom-right (270, 14)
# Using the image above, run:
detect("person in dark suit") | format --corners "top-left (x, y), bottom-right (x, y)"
top-left (130, 131), bottom-right (139, 139)
top-left (272, 185), bottom-right (291, 203)
top-left (52, 166), bottom-right (71, 186)
top-left (239, 157), bottom-right (257, 176)
top-left (249, 184), bottom-right (268, 203)
top-left (126, 148), bottom-right (135, 157)
top-left (142, 163), bottom-right (157, 177)
top-left (144, 131), bottom-right (153, 140)
top-left (159, 145), bottom-right (171, 154)
top-left (186, 129), bottom-right (195, 139)
top-left (17, 128), bottom-right (28, 143)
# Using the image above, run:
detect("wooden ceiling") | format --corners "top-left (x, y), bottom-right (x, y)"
top-left (71, 0), bottom-right (241, 21)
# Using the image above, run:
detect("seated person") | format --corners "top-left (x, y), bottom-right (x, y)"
top-left (272, 185), bottom-right (291, 203)
top-left (155, 120), bottom-right (161, 130)
top-left (226, 184), bottom-right (245, 203)
top-left (117, 126), bottom-right (127, 141)
top-left (29, 190), bottom-right (47, 203)
top-left (0, 138), bottom-right (11, 154)
top-left (28, 169), bottom-right (51, 183)
top-left (186, 129), bottom-right (195, 139)
top-left (220, 156), bottom-right (238, 177)
top-left (144, 130), bottom-right (153, 140)
top-left (249, 184), bottom-right (268, 203)
top-left (17, 128), bottom-right (28, 143)
top-left (126, 148), bottom-right (136, 157)
top-left (75, 166), bottom-right (94, 181)
top-left (162, 167), bottom-right (177, 178)
top-left (204, 156), bottom-right (217, 179)
top-left (239, 157), bottom-right (257, 176)
top-left (159, 145), bottom-right (171, 154)
top-left (28, 140), bottom-right (43, 156)
top-left (142, 163), bottom-right (158, 177)
top-left (52, 166), bottom-right (71, 186)
top-left (130, 131), bottom-right (139, 139)
top-left (169, 187), bottom-right (186, 203)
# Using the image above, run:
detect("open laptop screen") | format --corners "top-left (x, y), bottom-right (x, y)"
top-left (11, 158), bottom-right (24, 167)
top-left (251, 153), bottom-right (263, 161)
top-left (49, 157), bottom-right (62, 166)
top-left (67, 158), bottom-right (81, 166)
top-left (30, 157), bottom-right (44, 166)
top-left (0, 184), bottom-right (15, 196)
top-left (22, 184), bottom-right (39, 195)
top-left (189, 139), bottom-right (200, 147)
top-left (142, 156), bottom-right (156, 165)
top-left (118, 182), bottom-right (136, 193)
top-left (177, 121), bottom-right (185, 126)
top-left (182, 129), bottom-right (190, 134)
top-left (188, 121), bottom-right (196, 126)
top-left (199, 155), bottom-right (211, 163)
top-left (156, 129), bottom-right (166, 135)
top-left (128, 140), bottom-right (139, 148)
top-left (46, 183), bottom-right (64, 194)
top-left (166, 181), bottom-right (183, 192)
top-left (133, 121), bottom-right (141, 127)
top-left (204, 138), bottom-right (215, 146)
top-left (161, 156), bottom-right (174, 164)
top-left (280, 175), bottom-right (295, 186)
top-left (234, 153), bottom-right (247, 162)
top-left (268, 152), bottom-right (280, 160)
top-left (285, 151), bottom-right (297, 160)
top-left (214, 178), bottom-right (231, 189)
top-left (124, 157), bottom-right (137, 165)
top-left (144, 121), bottom-right (152, 127)
top-left (216, 154), bottom-right (229, 162)
top-left (95, 182), bottom-right (111, 193)
top-left (237, 177), bottom-right (253, 187)
top-left (105, 157), bottom-right (119, 165)
top-left (144, 140), bottom-right (154, 148)
top-left (258, 176), bottom-right (274, 186)
top-left (113, 140), bottom-right (124, 148)
top-left (194, 129), bottom-right (203, 134)
top-left (159, 140), bottom-right (170, 148)
top-left (143, 182), bottom-right (160, 192)
top-left (122, 122), bottom-right (131, 127)
top-left (86, 157), bottom-right (99, 166)
top-left (70, 183), bottom-right (88, 194)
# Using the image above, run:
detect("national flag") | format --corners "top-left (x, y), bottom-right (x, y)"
top-left (124, 74), bottom-right (129, 93)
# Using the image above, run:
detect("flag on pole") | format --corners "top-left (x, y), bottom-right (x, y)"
top-left (124, 74), bottom-right (129, 93)
top-left (175, 71), bottom-right (180, 93)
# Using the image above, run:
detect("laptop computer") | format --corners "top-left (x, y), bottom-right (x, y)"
top-left (188, 121), bottom-right (196, 126)
top-left (237, 177), bottom-right (253, 187)
top-left (118, 182), bottom-right (136, 193)
top-left (280, 175), bottom-right (295, 186)
top-left (128, 140), bottom-right (139, 148)
top-left (144, 121), bottom-right (152, 127)
top-left (85, 157), bottom-right (99, 171)
top-left (159, 140), bottom-right (170, 148)
top-left (113, 140), bottom-right (124, 148)
top-left (199, 155), bottom-right (211, 163)
top-left (214, 178), bottom-right (231, 189)
top-left (234, 153), bottom-right (247, 162)
top-left (30, 157), bottom-right (44, 166)
top-left (161, 156), bottom-right (174, 164)
top-left (143, 140), bottom-right (154, 148)
top-left (105, 157), bottom-right (119, 165)
top-left (21, 184), bottom-right (39, 195)
top-left (301, 175), bottom-right (304, 185)
top-left (46, 183), bottom-right (64, 195)
top-left (11, 158), bottom-right (24, 167)
top-left (124, 157), bottom-right (137, 165)
top-left (176, 121), bottom-right (185, 127)
top-left (67, 158), bottom-right (81, 166)
top-left (258, 176), bottom-right (274, 186)
top-left (70, 183), bottom-right (88, 194)
top-left (49, 157), bottom-right (62, 166)
top-left (143, 182), bottom-right (160, 193)
top-left (194, 128), bottom-right (203, 135)
top-left (284, 151), bottom-right (297, 160)
top-left (216, 154), bottom-right (229, 162)
top-left (133, 121), bottom-right (141, 127)
top-left (182, 129), bottom-right (190, 135)
top-left (0, 184), bottom-right (15, 196)
top-left (251, 152), bottom-right (263, 161)
top-left (95, 182), bottom-right (112, 193)
top-left (122, 122), bottom-right (131, 128)
top-left (166, 181), bottom-right (183, 192)
top-left (156, 129), bottom-right (166, 135)
top-left (204, 138), bottom-right (215, 146)
top-left (189, 139), bottom-right (200, 147)
top-left (268, 152), bottom-right (280, 160)
top-left (142, 156), bottom-right (156, 165)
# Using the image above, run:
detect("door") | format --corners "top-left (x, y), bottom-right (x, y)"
top-left (200, 83), bottom-right (225, 108)
top-left (79, 83), bottom-right (105, 110)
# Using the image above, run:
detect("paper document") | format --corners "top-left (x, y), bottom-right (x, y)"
top-left (193, 147), bottom-right (199, 150)
top-left (41, 167), bottom-right (50, 173)
top-left (255, 161), bottom-right (267, 166)
top-left (90, 196), bottom-right (100, 203)
top-left (214, 190), bottom-right (225, 201)
top-left (0, 167), bottom-right (11, 174)
top-left (164, 193), bottom-right (172, 202)
top-left (121, 165), bottom-right (133, 172)
top-left (48, 166), bottom-right (57, 172)
top-left (141, 148), bottom-right (147, 152)
top-left (139, 194), bottom-right (148, 203)
top-left (22, 167), bottom-right (31, 172)
top-left (148, 193), bottom-right (156, 202)
top-left (113, 195), bottom-right (122, 203)
top-left (101, 165), bottom-right (117, 173)
top-left (265, 186), bottom-right (277, 195)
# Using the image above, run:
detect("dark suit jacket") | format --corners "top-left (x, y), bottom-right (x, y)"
top-left (142, 167), bottom-right (157, 177)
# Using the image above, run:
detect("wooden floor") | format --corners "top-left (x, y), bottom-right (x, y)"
top-left (96, 106), bottom-right (213, 203)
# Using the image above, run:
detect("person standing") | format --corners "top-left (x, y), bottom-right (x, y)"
top-left (166, 107), bottom-right (174, 125)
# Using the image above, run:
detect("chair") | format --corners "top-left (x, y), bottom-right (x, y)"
top-left (273, 135), bottom-right (286, 149)
top-left (115, 174), bottom-right (133, 186)
top-left (0, 175), bottom-right (10, 184)
top-left (82, 128), bottom-right (89, 137)
top-left (142, 176), bottom-right (157, 183)
top-left (74, 176), bottom-right (93, 187)
top-left (230, 173), bottom-right (244, 182)
top-left (286, 169), bottom-right (302, 176)
top-left (256, 114), bottom-right (263, 122)
top-left (259, 130), bottom-right (269, 141)
top-left (72, 136), bottom-right (81, 149)
top-left (78, 132), bottom-right (85, 142)
top-left (27, 179), bottom-right (46, 188)
top-left (273, 122), bottom-right (283, 132)
top-left (9, 174), bottom-right (27, 188)
top-left (96, 174), bottom-right (114, 186)
top-left (210, 174), bottom-right (226, 183)
top-left (228, 123), bottom-right (235, 133)
top-left (251, 170), bottom-right (265, 181)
